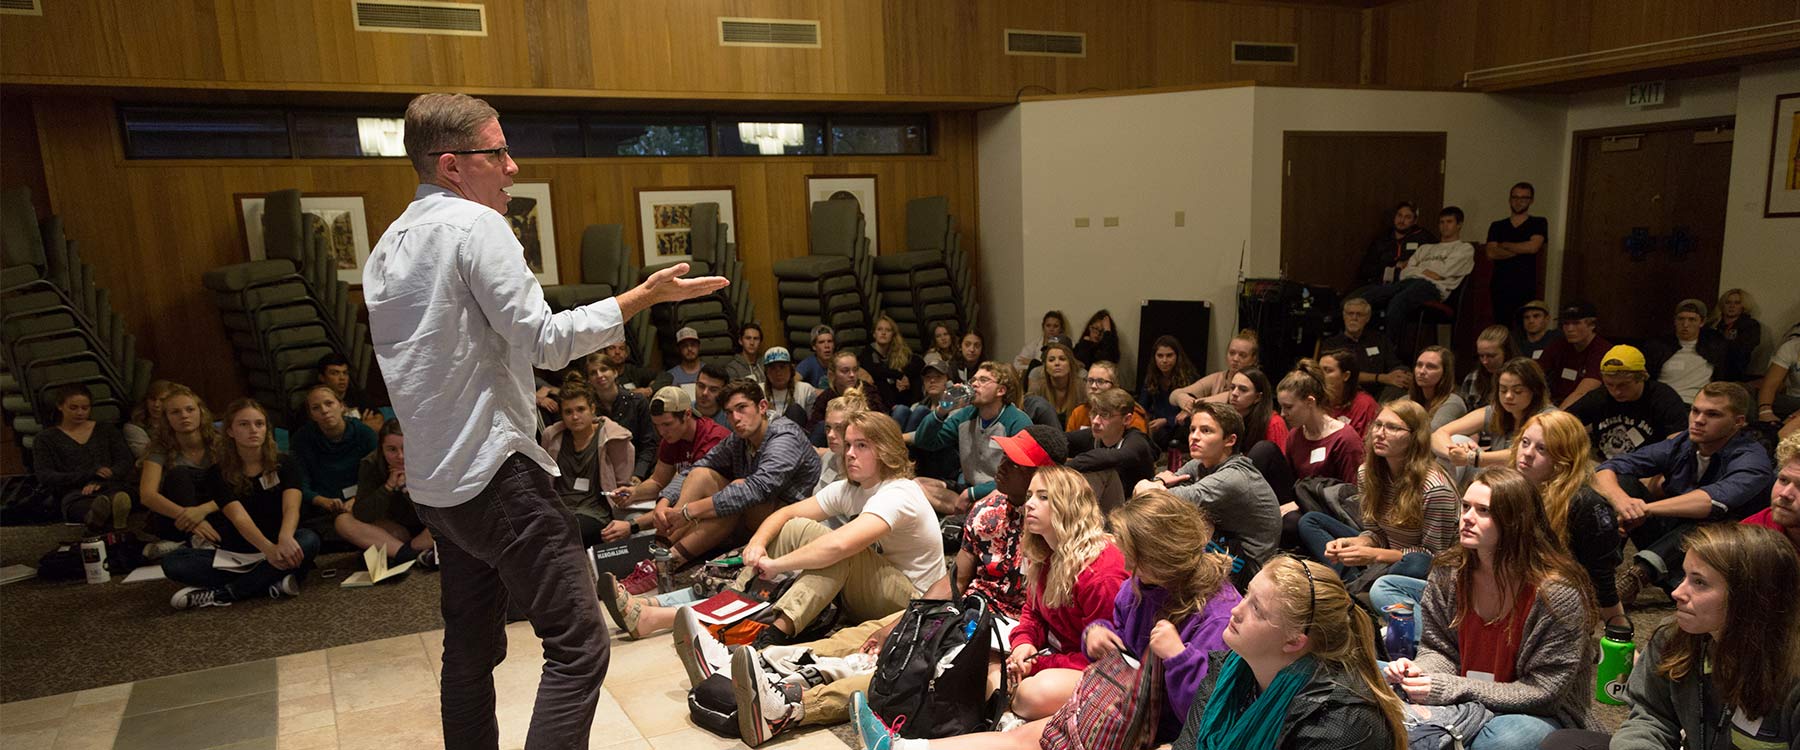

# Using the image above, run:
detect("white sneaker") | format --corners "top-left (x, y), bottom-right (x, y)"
top-left (732, 646), bottom-right (801, 746)
top-left (171, 586), bottom-right (230, 610)
top-left (267, 574), bottom-right (301, 599)
top-left (673, 605), bottom-right (731, 687)
top-left (142, 541), bottom-right (183, 560)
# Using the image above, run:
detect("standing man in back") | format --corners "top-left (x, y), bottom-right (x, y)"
top-left (364, 92), bottom-right (727, 750)
top-left (1484, 182), bottom-right (1549, 329)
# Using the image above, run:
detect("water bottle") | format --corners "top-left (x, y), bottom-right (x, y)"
top-left (1383, 602), bottom-right (1416, 660)
top-left (649, 543), bottom-right (674, 592)
top-left (1595, 621), bottom-right (1636, 705)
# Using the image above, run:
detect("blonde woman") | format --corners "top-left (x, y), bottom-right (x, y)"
top-left (1027, 339), bottom-right (1087, 426)
top-left (860, 314), bottom-right (920, 410)
top-left (1708, 287), bottom-right (1762, 382)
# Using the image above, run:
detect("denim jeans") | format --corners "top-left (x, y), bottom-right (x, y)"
top-left (1470, 713), bottom-right (1560, 750)
top-left (160, 528), bottom-right (321, 601)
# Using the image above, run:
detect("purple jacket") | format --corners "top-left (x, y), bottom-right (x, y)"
top-left (1083, 574), bottom-right (1242, 742)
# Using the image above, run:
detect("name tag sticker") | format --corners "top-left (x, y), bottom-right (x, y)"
top-left (574, 477), bottom-right (591, 492)
top-left (1562, 368), bottom-right (1579, 381)
top-left (1532, 350), bottom-right (1543, 360)
top-left (342, 484), bottom-right (358, 499)
top-left (260, 472), bottom-right (280, 490)
top-left (1468, 671), bottom-right (1497, 683)
top-left (1406, 242), bottom-right (1419, 250)
top-left (1365, 346), bottom-right (1380, 357)
top-left (1309, 447), bottom-right (1328, 465)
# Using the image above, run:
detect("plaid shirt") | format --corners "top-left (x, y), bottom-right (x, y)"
top-left (692, 416), bottom-right (821, 517)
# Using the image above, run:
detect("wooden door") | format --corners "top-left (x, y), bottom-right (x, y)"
top-left (1280, 132), bottom-right (1447, 293)
top-left (1562, 118), bottom-right (1733, 343)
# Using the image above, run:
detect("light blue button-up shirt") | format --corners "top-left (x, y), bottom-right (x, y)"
top-left (364, 185), bottom-right (624, 508)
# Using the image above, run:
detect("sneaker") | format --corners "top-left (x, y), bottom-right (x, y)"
top-left (851, 691), bottom-right (894, 750)
top-left (416, 545), bottom-right (440, 571)
top-left (599, 572), bottom-right (629, 631)
top-left (673, 605), bottom-right (731, 688)
top-left (142, 540), bottom-right (183, 561)
top-left (109, 492), bottom-right (132, 531)
top-left (620, 558), bottom-right (659, 595)
top-left (268, 574), bottom-right (301, 599)
top-left (733, 646), bottom-right (802, 746)
top-left (1617, 561), bottom-right (1652, 607)
top-left (171, 586), bottom-right (231, 610)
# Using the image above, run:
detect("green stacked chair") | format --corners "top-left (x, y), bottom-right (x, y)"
top-left (542, 224), bottom-right (652, 368)
top-left (774, 198), bottom-right (873, 361)
top-left (635, 203), bottom-right (748, 367)
top-left (872, 196), bottom-right (975, 350)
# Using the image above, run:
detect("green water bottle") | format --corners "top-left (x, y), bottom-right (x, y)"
top-left (1595, 621), bottom-right (1635, 705)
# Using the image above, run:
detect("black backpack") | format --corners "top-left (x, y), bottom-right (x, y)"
top-left (866, 594), bottom-right (1006, 739)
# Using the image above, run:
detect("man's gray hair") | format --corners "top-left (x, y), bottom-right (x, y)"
top-left (403, 93), bottom-right (499, 179)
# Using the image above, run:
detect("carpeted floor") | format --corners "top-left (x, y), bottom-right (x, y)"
top-left (1, 523), bottom-right (445, 703)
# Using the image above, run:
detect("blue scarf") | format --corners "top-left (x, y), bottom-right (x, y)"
top-left (1194, 653), bottom-right (1318, 750)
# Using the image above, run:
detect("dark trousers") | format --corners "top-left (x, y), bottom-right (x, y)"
top-left (415, 453), bottom-right (609, 750)
top-left (1620, 476), bottom-right (1697, 590)
top-left (160, 528), bottom-right (321, 601)
top-left (1295, 512), bottom-right (1434, 583)
top-left (1351, 278), bottom-right (1443, 345)
top-left (1538, 729), bottom-right (1610, 749)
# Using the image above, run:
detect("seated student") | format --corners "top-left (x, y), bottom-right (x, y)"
top-left (1173, 557), bottom-right (1407, 750)
top-left (1539, 523), bottom-right (1800, 750)
top-left (1063, 361), bottom-right (1148, 433)
top-left (913, 361), bottom-right (1033, 505)
top-left (610, 387), bottom-right (731, 592)
top-left (1299, 400), bottom-right (1456, 583)
top-left (1460, 325), bottom-right (1519, 412)
top-left (761, 347), bottom-right (818, 425)
top-left (1708, 287), bottom-right (1763, 383)
top-left (1356, 200), bottom-right (1435, 289)
top-left (1141, 401), bottom-right (1283, 574)
top-left (1601, 382), bottom-right (1776, 606)
top-left (1142, 335), bottom-right (1201, 447)
top-left (796, 325), bottom-right (836, 389)
top-left (1065, 388), bottom-right (1158, 493)
top-left (694, 363), bottom-right (732, 429)
top-left (124, 379), bottom-right (175, 460)
top-left (1227, 366), bottom-right (1289, 454)
top-left (1002, 464), bottom-right (1130, 719)
top-left (1746, 432), bottom-right (1800, 551)
top-left (652, 326), bottom-right (706, 391)
top-left (1383, 467), bottom-right (1601, 749)
top-left (899, 353), bottom-right (952, 433)
top-left (862, 314), bottom-right (922, 412)
top-left (583, 351), bottom-right (657, 483)
top-left (162, 399), bottom-right (321, 609)
top-left (1537, 302), bottom-right (1612, 409)
top-left (1513, 300), bottom-right (1561, 361)
top-left (645, 379), bottom-right (822, 570)
top-left (1319, 299), bottom-right (1410, 400)
top-left (1013, 309), bottom-right (1068, 374)
top-left (811, 351), bottom-right (888, 442)
top-left (1508, 411), bottom-right (1626, 625)
top-left (1757, 329), bottom-right (1800, 427)
top-left (952, 330), bottom-right (985, 384)
top-left (926, 321), bottom-right (960, 366)
top-left (1171, 329), bottom-right (1261, 413)
top-left (316, 352), bottom-right (382, 430)
top-left (599, 340), bottom-right (659, 397)
top-left (290, 385), bottom-right (378, 534)
top-left (1026, 339), bottom-right (1086, 427)
top-left (1565, 344), bottom-right (1688, 460)
top-left (1348, 206), bottom-right (1475, 346)
top-left (1432, 357), bottom-right (1553, 475)
top-left (1645, 298), bottom-right (1728, 404)
top-left (540, 371), bottom-right (635, 547)
top-left (34, 384), bottom-right (133, 531)
top-left (334, 419), bottom-right (438, 569)
top-left (138, 385), bottom-right (222, 550)
top-left (1279, 361), bottom-right (1365, 486)
top-left (1410, 345), bottom-right (1469, 432)
top-left (723, 322), bottom-right (766, 384)
top-left (852, 488), bottom-right (1244, 750)
top-left (956, 425), bottom-right (1071, 621)
top-left (1072, 309), bottom-right (1119, 369)
top-left (811, 389), bottom-right (864, 492)
top-left (1319, 348), bottom-right (1381, 437)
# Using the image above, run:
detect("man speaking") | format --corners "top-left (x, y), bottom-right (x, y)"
top-left (365, 92), bottom-right (727, 749)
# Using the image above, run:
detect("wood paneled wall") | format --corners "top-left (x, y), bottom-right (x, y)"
top-left (21, 95), bottom-right (980, 410)
top-left (1, 0), bottom-right (1368, 98)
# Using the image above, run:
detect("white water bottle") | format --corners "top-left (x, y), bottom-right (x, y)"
top-left (80, 538), bottom-right (109, 584)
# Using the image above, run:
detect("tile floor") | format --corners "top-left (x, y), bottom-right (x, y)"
top-left (0, 625), bottom-right (852, 750)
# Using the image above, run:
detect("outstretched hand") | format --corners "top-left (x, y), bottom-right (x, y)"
top-left (617, 262), bottom-right (729, 320)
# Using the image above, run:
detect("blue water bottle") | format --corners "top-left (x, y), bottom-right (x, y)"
top-left (1383, 603), bottom-right (1417, 660)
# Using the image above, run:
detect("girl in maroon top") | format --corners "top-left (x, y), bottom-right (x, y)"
top-left (1320, 349), bottom-right (1381, 437)
top-left (1278, 361), bottom-right (1365, 486)
top-left (1004, 465), bottom-right (1131, 720)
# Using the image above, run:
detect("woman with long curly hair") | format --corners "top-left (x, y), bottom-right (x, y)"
top-left (1298, 400), bottom-right (1457, 583)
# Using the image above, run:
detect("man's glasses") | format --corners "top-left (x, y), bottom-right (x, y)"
top-left (428, 146), bottom-right (510, 159)
top-left (1085, 378), bottom-right (1114, 387)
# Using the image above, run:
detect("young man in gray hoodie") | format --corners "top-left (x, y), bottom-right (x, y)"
top-left (1139, 401), bottom-right (1282, 571)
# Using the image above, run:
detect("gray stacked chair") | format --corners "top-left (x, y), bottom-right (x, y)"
top-left (201, 189), bottom-right (373, 421)
top-left (774, 198), bottom-right (873, 360)
top-left (872, 196), bottom-right (975, 349)
top-left (635, 203), bottom-right (747, 367)
top-left (543, 224), bottom-right (651, 366)
top-left (1, 188), bottom-right (152, 447)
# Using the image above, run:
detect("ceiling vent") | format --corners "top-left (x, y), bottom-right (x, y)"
top-left (0, 0), bottom-right (42, 15)
top-left (353, 0), bottom-right (487, 37)
top-left (1006, 29), bottom-right (1086, 57)
top-left (1232, 42), bottom-right (1299, 65)
top-left (718, 17), bottom-right (822, 48)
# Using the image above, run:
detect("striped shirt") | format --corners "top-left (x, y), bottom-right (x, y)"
top-left (1357, 463), bottom-right (1460, 556)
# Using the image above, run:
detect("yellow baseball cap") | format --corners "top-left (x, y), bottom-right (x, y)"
top-left (1600, 345), bottom-right (1646, 373)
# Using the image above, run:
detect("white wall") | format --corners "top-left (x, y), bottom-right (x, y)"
top-left (976, 106), bottom-right (1026, 370)
top-left (1719, 59), bottom-right (1800, 365)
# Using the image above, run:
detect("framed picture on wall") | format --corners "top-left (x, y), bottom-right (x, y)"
top-left (806, 175), bottom-right (878, 254)
top-left (1765, 92), bottom-right (1800, 218)
top-left (505, 181), bottom-right (559, 286)
top-left (635, 187), bottom-right (737, 267)
top-left (237, 194), bottom-right (371, 285)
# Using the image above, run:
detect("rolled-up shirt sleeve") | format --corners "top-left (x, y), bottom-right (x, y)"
top-left (1697, 449), bottom-right (1774, 517)
top-left (460, 211), bottom-right (623, 371)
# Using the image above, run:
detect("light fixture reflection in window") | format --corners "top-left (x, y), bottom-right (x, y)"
top-left (357, 117), bottom-right (407, 157)
top-left (736, 122), bottom-right (804, 155)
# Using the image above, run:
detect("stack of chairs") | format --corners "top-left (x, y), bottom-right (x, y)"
top-left (542, 224), bottom-right (652, 364)
top-left (774, 198), bottom-right (873, 363)
top-left (201, 189), bottom-right (373, 423)
top-left (0, 188), bottom-right (154, 451)
top-left (634, 203), bottom-right (749, 367)
top-left (872, 196), bottom-right (975, 349)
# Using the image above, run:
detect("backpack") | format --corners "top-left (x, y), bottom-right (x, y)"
top-left (0, 475), bottom-right (58, 526)
top-left (866, 594), bottom-right (1006, 738)
top-left (1040, 649), bottom-right (1165, 750)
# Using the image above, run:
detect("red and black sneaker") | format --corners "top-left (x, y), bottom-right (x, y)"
top-left (621, 558), bottom-right (660, 595)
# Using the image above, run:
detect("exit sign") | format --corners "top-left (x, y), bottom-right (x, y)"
top-left (1627, 81), bottom-right (1666, 108)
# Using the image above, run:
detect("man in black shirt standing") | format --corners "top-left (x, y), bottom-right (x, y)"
top-left (1566, 345), bottom-right (1690, 460)
top-left (1484, 182), bottom-right (1548, 329)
